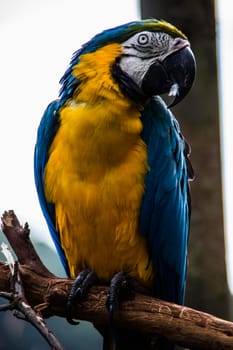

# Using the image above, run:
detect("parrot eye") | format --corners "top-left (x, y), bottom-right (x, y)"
top-left (137, 33), bottom-right (150, 46)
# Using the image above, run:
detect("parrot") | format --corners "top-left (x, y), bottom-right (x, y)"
top-left (34, 19), bottom-right (195, 349)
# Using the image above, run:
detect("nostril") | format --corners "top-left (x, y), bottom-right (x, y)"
top-left (174, 38), bottom-right (184, 46)
top-left (174, 38), bottom-right (187, 48)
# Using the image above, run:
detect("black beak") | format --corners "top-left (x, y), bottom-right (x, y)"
top-left (141, 46), bottom-right (196, 108)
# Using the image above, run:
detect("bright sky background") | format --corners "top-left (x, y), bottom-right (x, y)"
top-left (1, 0), bottom-right (233, 293)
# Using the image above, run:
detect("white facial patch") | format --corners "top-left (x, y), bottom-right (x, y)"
top-left (119, 55), bottom-right (156, 88)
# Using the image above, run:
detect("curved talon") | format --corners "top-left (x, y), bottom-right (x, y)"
top-left (106, 272), bottom-right (129, 320)
top-left (106, 272), bottom-right (151, 321)
top-left (66, 268), bottom-right (98, 325)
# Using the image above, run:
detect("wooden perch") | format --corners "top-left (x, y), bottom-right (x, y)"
top-left (1, 211), bottom-right (233, 350)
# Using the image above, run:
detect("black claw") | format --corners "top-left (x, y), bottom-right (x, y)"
top-left (106, 272), bottom-right (151, 322)
top-left (66, 268), bottom-right (98, 325)
top-left (106, 272), bottom-right (129, 319)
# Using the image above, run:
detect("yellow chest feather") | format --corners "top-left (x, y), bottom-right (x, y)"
top-left (44, 45), bottom-right (153, 285)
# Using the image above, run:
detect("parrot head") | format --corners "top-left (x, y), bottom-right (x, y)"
top-left (60, 19), bottom-right (196, 107)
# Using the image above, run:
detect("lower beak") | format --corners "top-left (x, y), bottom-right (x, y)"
top-left (141, 46), bottom-right (196, 107)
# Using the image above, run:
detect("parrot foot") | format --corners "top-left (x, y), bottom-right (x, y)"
top-left (106, 272), bottom-right (149, 320)
top-left (66, 268), bottom-right (98, 325)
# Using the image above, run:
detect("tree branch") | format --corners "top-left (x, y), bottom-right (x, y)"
top-left (1, 210), bottom-right (233, 349)
top-left (0, 259), bottom-right (63, 350)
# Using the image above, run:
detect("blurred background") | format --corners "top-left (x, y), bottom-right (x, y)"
top-left (0, 0), bottom-right (232, 349)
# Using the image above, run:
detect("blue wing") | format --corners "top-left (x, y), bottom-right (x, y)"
top-left (140, 96), bottom-right (192, 304)
top-left (34, 100), bottom-right (70, 276)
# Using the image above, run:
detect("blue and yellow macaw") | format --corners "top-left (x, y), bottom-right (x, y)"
top-left (34, 19), bottom-right (195, 349)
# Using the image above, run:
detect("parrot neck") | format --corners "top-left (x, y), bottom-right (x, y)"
top-left (71, 43), bottom-right (144, 108)
top-left (59, 43), bottom-right (145, 166)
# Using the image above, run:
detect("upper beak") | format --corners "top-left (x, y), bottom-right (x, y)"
top-left (141, 45), bottom-right (196, 108)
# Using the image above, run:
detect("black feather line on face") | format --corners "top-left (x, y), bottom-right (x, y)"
top-left (111, 58), bottom-right (147, 104)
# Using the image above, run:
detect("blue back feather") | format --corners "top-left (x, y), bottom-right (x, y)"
top-left (34, 100), bottom-right (70, 276)
top-left (140, 96), bottom-right (191, 304)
